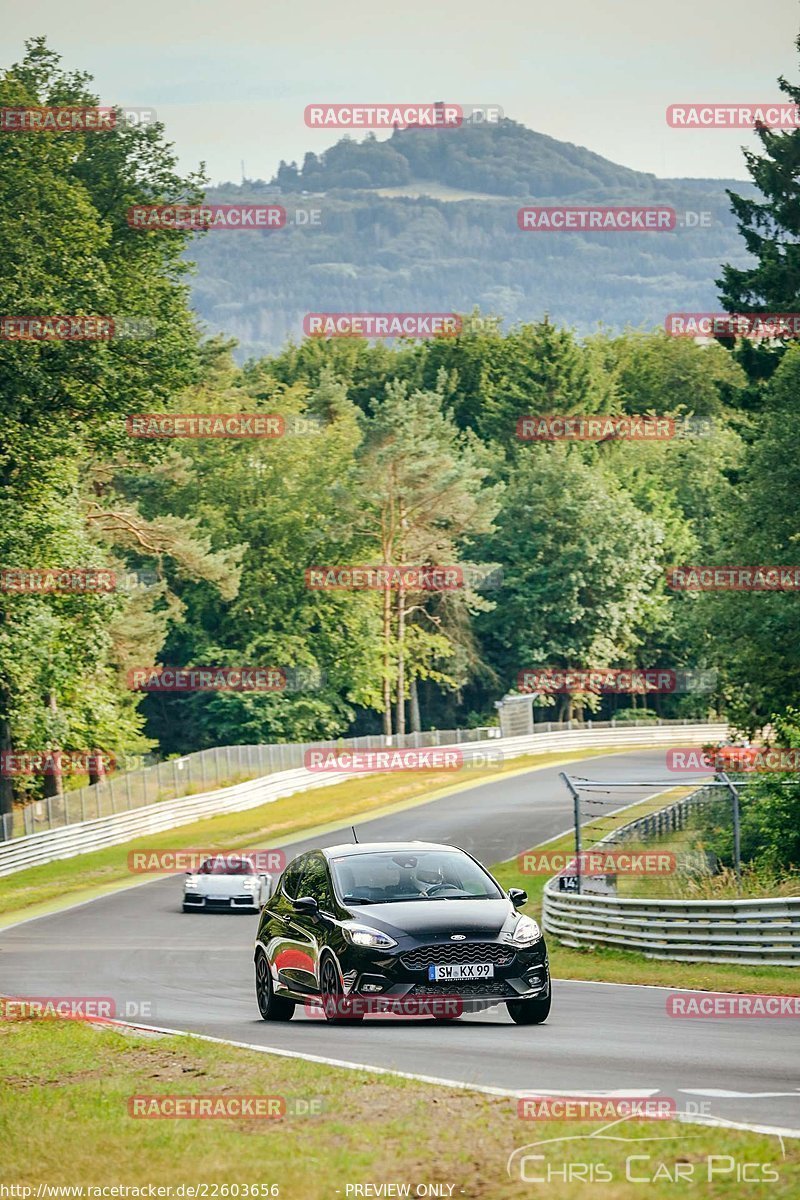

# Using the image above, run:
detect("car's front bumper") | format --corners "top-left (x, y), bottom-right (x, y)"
top-left (184, 892), bottom-right (260, 911)
top-left (339, 939), bottom-right (550, 1011)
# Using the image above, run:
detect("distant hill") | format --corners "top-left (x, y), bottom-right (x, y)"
top-left (269, 119), bottom-right (657, 197)
top-left (188, 117), bottom-right (755, 358)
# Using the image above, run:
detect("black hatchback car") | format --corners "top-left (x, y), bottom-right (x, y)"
top-left (253, 841), bottom-right (550, 1024)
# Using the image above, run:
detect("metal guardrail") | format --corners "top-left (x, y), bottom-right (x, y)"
top-left (542, 784), bottom-right (800, 966)
top-left (1, 716), bottom-right (717, 842)
top-left (2, 729), bottom-right (499, 841)
top-left (0, 721), bottom-right (725, 877)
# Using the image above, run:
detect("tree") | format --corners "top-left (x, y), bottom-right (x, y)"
top-left (701, 346), bottom-right (800, 729)
top-left (0, 39), bottom-right (203, 826)
top-left (717, 34), bottom-right (800, 398)
top-left (476, 446), bottom-right (667, 719)
top-left (356, 379), bottom-right (502, 734)
top-left (134, 352), bottom-right (384, 752)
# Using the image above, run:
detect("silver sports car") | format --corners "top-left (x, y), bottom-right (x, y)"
top-left (182, 854), bottom-right (274, 912)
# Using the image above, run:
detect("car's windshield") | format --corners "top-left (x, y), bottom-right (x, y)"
top-left (330, 850), bottom-right (502, 904)
top-left (199, 857), bottom-right (255, 876)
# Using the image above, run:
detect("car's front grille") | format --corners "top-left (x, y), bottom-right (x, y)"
top-left (409, 980), bottom-right (512, 998)
top-left (401, 942), bottom-right (514, 969)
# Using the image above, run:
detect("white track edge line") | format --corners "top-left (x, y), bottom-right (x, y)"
top-left (96, 1016), bottom-right (800, 1139)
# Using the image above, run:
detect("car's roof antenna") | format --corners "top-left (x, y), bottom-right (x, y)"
top-left (351, 825), bottom-right (359, 843)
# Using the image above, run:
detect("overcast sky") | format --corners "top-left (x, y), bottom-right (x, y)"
top-left (3, 0), bottom-right (798, 184)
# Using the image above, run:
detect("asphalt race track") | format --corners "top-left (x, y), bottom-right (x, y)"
top-left (2, 748), bottom-right (798, 1135)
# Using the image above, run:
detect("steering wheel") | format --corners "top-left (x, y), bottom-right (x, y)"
top-left (424, 882), bottom-right (460, 896)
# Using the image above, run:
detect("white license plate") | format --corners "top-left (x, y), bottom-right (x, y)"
top-left (427, 963), bottom-right (495, 981)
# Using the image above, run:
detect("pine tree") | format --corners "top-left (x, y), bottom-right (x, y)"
top-left (717, 34), bottom-right (800, 392)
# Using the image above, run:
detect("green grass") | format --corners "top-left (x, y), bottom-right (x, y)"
top-left (613, 825), bottom-right (800, 901)
top-left (0, 746), bottom-right (631, 922)
top-left (1, 1018), bottom-right (797, 1198)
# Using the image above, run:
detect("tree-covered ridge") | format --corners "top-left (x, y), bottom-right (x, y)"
top-left (272, 119), bottom-right (660, 197)
top-left (193, 119), bottom-right (756, 359)
top-left (192, 184), bottom-right (753, 359)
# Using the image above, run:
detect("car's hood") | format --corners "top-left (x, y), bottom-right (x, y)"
top-left (345, 897), bottom-right (514, 940)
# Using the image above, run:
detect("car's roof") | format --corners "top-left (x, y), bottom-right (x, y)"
top-left (320, 841), bottom-right (464, 859)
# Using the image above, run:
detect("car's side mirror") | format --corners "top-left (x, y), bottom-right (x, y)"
top-left (259, 873), bottom-right (276, 900)
top-left (508, 888), bottom-right (528, 909)
top-left (292, 895), bottom-right (319, 916)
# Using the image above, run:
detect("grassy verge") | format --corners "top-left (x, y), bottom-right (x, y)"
top-left (0, 746), bottom-right (632, 923)
top-left (491, 791), bottom-right (800, 994)
top-left (1, 1018), bottom-right (797, 1198)
top-left (613, 824), bottom-right (800, 900)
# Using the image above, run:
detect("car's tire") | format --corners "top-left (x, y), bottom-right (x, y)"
top-left (506, 984), bottom-right (551, 1025)
top-left (182, 903), bottom-right (193, 913)
top-left (319, 956), bottom-right (364, 1023)
top-left (255, 950), bottom-right (295, 1021)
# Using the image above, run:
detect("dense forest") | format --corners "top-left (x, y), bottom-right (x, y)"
top-left (1, 39), bottom-right (799, 819)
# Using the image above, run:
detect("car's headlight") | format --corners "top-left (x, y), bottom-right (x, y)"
top-left (507, 915), bottom-right (542, 947)
top-left (241, 878), bottom-right (258, 890)
top-left (184, 876), bottom-right (200, 890)
top-left (343, 923), bottom-right (397, 949)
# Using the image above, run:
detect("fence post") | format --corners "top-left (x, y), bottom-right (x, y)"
top-left (718, 771), bottom-right (743, 895)
top-left (560, 772), bottom-right (582, 895)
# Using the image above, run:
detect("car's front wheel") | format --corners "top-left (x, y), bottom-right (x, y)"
top-left (506, 984), bottom-right (551, 1025)
top-left (320, 956), bottom-right (364, 1023)
top-left (255, 950), bottom-right (295, 1021)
